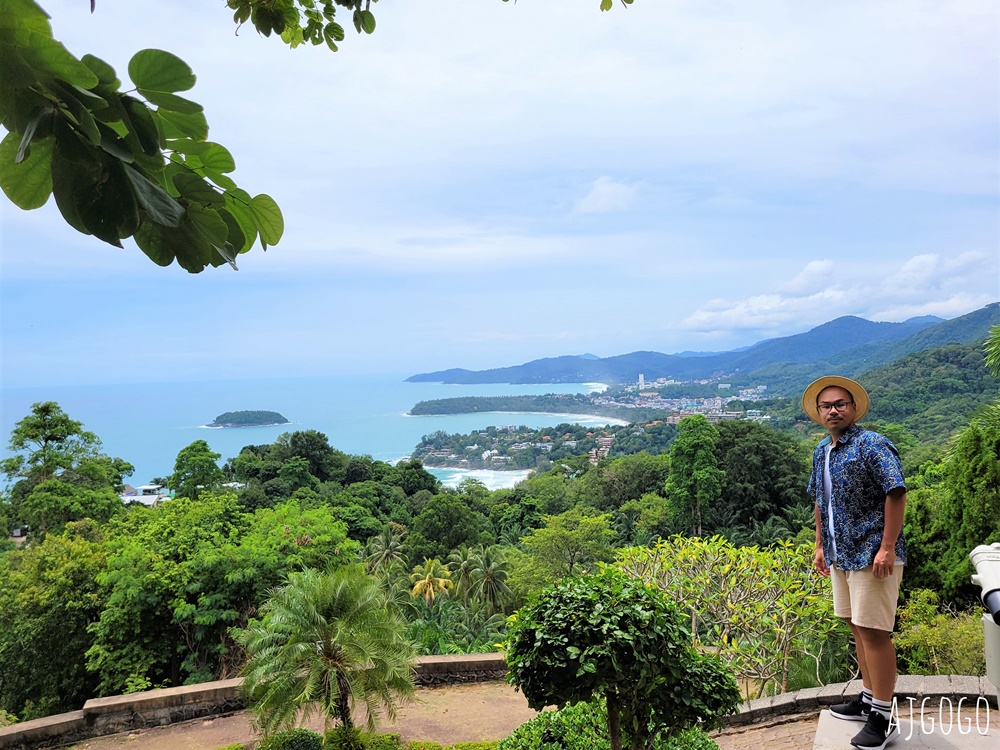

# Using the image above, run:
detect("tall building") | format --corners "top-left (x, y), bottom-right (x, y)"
top-left (639, 373), bottom-right (645, 390)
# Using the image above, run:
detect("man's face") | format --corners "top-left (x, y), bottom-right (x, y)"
top-left (817, 385), bottom-right (856, 432)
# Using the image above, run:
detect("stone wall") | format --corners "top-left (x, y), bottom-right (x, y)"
top-left (728, 674), bottom-right (998, 726)
top-left (413, 653), bottom-right (507, 686)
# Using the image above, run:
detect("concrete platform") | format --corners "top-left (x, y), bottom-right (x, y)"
top-left (813, 709), bottom-right (997, 749)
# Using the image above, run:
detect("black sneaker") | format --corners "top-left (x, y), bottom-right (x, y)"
top-left (829, 693), bottom-right (870, 722)
top-left (850, 710), bottom-right (896, 750)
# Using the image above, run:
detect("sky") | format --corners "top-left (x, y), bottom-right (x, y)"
top-left (1, 0), bottom-right (998, 388)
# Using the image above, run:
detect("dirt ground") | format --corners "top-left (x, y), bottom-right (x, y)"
top-left (67, 682), bottom-right (541, 750)
top-left (63, 682), bottom-right (827, 750)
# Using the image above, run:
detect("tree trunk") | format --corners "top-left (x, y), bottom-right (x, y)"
top-left (337, 671), bottom-right (354, 730)
top-left (607, 690), bottom-right (623, 750)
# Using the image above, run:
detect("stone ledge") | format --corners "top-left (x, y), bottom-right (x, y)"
top-left (414, 653), bottom-right (506, 675)
top-left (0, 711), bottom-right (86, 750)
top-left (722, 676), bottom-right (999, 729)
top-left (82, 678), bottom-right (243, 716)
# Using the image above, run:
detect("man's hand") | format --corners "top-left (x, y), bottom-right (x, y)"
top-left (814, 547), bottom-right (830, 577)
top-left (873, 547), bottom-right (896, 579)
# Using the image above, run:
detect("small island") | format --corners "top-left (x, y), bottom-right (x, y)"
top-left (207, 410), bottom-right (290, 428)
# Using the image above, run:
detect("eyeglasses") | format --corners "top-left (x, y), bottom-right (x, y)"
top-left (817, 400), bottom-right (854, 413)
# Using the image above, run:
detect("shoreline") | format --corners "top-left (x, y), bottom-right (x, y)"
top-left (199, 421), bottom-right (294, 429)
top-left (404, 410), bottom-right (629, 426)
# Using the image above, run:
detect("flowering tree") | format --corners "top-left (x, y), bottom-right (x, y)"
top-left (615, 536), bottom-right (838, 695)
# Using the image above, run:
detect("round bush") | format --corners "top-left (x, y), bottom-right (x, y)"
top-left (497, 701), bottom-right (720, 750)
top-left (258, 728), bottom-right (323, 750)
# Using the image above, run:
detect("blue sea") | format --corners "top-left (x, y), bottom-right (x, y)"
top-left (0, 375), bottom-right (615, 489)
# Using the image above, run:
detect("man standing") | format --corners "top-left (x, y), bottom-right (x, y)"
top-left (804, 376), bottom-right (907, 750)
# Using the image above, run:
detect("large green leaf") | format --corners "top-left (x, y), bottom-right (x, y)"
top-left (122, 166), bottom-right (185, 227)
top-left (187, 204), bottom-right (229, 247)
top-left (49, 136), bottom-right (93, 234)
top-left (53, 82), bottom-right (101, 145)
top-left (217, 207), bottom-right (248, 254)
top-left (96, 120), bottom-right (133, 163)
top-left (0, 0), bottom-right (51, 35)
top-left (81, 54), bottom-right (119, 87)
top-left (156, 108), bottom-right (209, 141)
top-left (173, 172), bottom-right (225, 207)
top-left (128, 49), bottom-right (196, 93)
top-left (204, 169), bottom-right (237, 191)
top-left (168, 138), bottom-right (210, 156)
top-left (249, 193), bottom-right (284, 247)
top-left (141, 90), bottom-right (204, 115)
top-left (224, 190), bottom-right (258, 250)
top-left (200, 143), bottom-right (235, 174)
top-left (74, 159), bottom-right (138, 245)
top-left (133, 222), bottom-right (176, 267)
top-left (135, 218), bottom-right (214, 272)
top-left (360, 10), bottom-right (376, 34)
top-left (24, 31), bottom-right (98, 88)
top-left (0, 130), bottom-right (52, 209)
top-left (121, 95), bottom-right (163, 156)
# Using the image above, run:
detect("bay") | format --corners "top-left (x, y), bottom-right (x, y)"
top-left (0, 374), bottom-right (614, 489)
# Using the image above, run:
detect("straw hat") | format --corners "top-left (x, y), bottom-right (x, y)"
top-left (801, 376), bottom-right (870, 424)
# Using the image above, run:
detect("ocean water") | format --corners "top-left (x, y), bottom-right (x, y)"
top-left (0, 375), bottom-right (614, 489)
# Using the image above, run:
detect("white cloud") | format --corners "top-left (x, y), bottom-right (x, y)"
top-left (779, 260), bottom-right (836, 295)
top-left (683, 252), bottom-right (999, 335)
top-left (574, 177), bottom-right (639, 214)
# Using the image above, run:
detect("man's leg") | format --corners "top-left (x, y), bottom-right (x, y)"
top-left (847, 620), bottom-right (872, 690)
top-left (853, 625), bottom-right (896, 701)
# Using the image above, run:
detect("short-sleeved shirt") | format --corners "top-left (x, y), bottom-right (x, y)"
top-left (807, 423), bottom-right (907, 571)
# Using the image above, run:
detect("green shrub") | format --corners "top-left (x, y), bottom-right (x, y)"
top-left (365, 734), bottom-right (403, 750)
top-left (216, 745), bottom-right (245, 750)
top-left (896, 589), bottom-right (986, 675)
top-left (450, 744), bottom-right (499, 750)
top-left (662, 730), bottom-right (719, 750)
top-left (497, 701), bottom-right (719, 750)
top-left (323, 727), bottom-right (365, 750)
top-left (407, 743), bottom-right (445, 750)
top-left (498, 702), bottom-right (608, 750)
top-left (259, 728), bottom-right (324, 750)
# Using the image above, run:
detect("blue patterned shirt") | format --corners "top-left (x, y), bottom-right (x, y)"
top-left (807, 423), bottom-right (907, 571)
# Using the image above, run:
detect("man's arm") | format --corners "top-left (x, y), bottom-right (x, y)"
top-left (814, 502), bottom-right (830, 577)
top-left (873, 486), bottom-right (907, 579)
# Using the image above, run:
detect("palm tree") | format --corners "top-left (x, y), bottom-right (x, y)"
top-left (410, 558), bottom-right (453, 606)
top-left (407, 597), bottom-right (465, 655)
top-left (364, 525), bottom-right (407, 575)
top-left (978, 324), bottom-right (1000, 430)
top-left (453, 599), bottom-right (507, 652)
top-left (235, 565), bottom-right (415, 738)
top-left (447, 546), bottom-right (478, 602)
top-left (469, 545), bottom-right (512, 616)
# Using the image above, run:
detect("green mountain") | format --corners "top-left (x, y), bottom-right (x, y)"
top-left (407, 303), bottom-right (1000, 392)
top-left (758, 303), bottom-right (1000, 395)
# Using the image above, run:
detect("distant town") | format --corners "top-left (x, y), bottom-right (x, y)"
top-left (601, 374), bottom-right (773, 424)
top-left (411, 374), bottom-right (776, 471)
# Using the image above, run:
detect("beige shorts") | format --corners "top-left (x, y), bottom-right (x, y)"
top-left (831, 565), bottom-right (903, 632)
